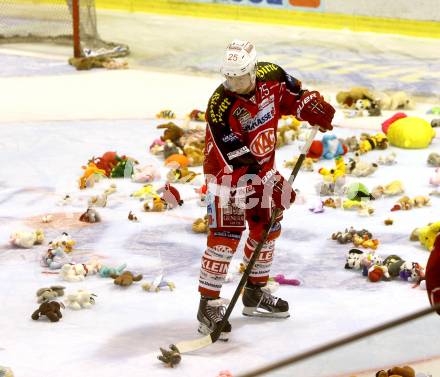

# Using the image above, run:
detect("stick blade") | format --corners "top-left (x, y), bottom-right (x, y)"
top-left (174, 334), bottom-right (213, 354)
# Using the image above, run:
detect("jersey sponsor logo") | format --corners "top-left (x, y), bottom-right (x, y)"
top-left (222, 132), bottom-right (239, 143)
top-left (256, 63), bottom-right (278, 79)
top-left (250, 128), bottom-right (276, 157)
top-left (227, 146), bottom-right (250, 160)
top-left (240, 96), bottom-right (275, 132)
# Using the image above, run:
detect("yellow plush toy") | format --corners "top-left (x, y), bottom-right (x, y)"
top-left (417, 221), bottom-right (440, 251)
top-left (383, 114), bottom-right (435, 149)
top-left (318, 156), bottom-right (346, 183)
top-left (79, 162), bottom-right (107, 189)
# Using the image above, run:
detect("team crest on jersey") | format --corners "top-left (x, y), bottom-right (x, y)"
top-left (250, 129), bottom-right (276, 157)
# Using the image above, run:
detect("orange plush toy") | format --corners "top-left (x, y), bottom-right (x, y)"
top-left (426, 233), bottom-right (440, 315)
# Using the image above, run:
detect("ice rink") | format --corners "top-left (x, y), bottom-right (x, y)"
top-left (0, 11), bottom-right (440, 377)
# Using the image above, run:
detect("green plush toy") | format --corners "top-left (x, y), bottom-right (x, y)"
top-left (386, 116), bottom-right (435, 149)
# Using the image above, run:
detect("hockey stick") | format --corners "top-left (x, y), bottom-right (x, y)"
top-left (158, 126), bottom-right (319, 364)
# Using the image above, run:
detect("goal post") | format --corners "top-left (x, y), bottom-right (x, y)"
top-left (0, 0), bottom-right (129, 58)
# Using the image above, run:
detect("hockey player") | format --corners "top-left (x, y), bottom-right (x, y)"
top-left (197, 40), bottom-right (335, 340)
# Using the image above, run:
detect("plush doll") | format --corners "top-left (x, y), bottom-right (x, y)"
top-left (377, 151), bottom-right (397, 166)
top-left (383, 255), bottom-right (425, 283)
top-left (131, 164), bottom-right (161, 183)
top-left (345, 248), bottom-right (364, 270)
top-left (188, 109), bottom-right (205, 122)
top-left (128, 211), bottom-right (139, 222)
top-left (332, 227), bottom-right (373, 245)
top-left (307, 134), bottom-right (348, 160)
top-left (142, 274), bottom-right (175, 292)
top-left (130, 184), bottom-right (159, 201)
top-left (156, 110), bottom-right (176, 120)
top-left (164, 153), bottom-right (189, 168)
top-left (376, 91), bottom-right (415, 111)
top-left (192, 215), bottom-right (209, 233)
top-left (271, 274), bottom-right (300, 286)
top-left (9, 229), bottom-right (44, 248)
top-left (284, 156), bottom-right (314, 171)
top-left (104, 183), bottom-right (117, 196)
top-left (110, 157), bottom-right (137, 178)
top-left (382, 113), bottom-right (435, 149)
top-left (49, 232), bottom-right (75, 253)
top-left (163, 140), bottom-right (183, 159)
top-left (79, 208), bottom-right (101, 223)
top-left (319, 156), bottom-right (346, 183)
top-left (430, 168), bottom-right (440, 186)
top-left (358, 133), bottom-right (388, 154)
top-left (99, 263), bottom-right (127, 278)
top-left (65, 289), bottom-right (97, 310)
top-left (346, 153), bottom-right (378, 177)
top-left (339, 136), bottom-right (359, 153)
top-left (372, 180), bottom-right (405, 199)
top-left (36, 286), bottom-right (65, 303)
top-left (413, 195), bottom-right (430, 208)
top-left (88, 193), bottom-right (107, 207)
top-left (149, 139), bottom-right (165, 156)
top-left (60, 262), bottom-right (99, 282)
top-left (276, 116), bottom-right (300, 148)
top-left (157, 121), bottom-right (183, 143)
top-left (183, 145), bottom-right (204, 166)
top-left (111, 271), bottom-right (143, 287)
top-left (40, 246), bottom-right (71, 269)
top-left (417, 221), bottom-right (440, 251)
top-left (157, 183), bottom-right (183, 209)
top-left (0, 365), bottom-right (14, 377)
top-left (92, 151), bottom-right (118, 176)
top-left (166, 167), bottom-right (200, 184)
top-left (344, 182), bottom-right (374, 202)
top-left (336, 87), bottom-right (375, 108)
top-left (426, 233), bottom-right (440, 314)
top-left (158, 344), bottom-right (181, 367)
top-left (428, 152), bottom-right (440, 167)
top-left (143, 197), bottom-right (167, 212)
top-left (390, 196), bottom-right (414, 211)
top-left (31, 301), bottom-right (64, 322)
top-left (376, 365), bottom-right (415, 377)
top-left (79, 162), bottom-right (107, 189)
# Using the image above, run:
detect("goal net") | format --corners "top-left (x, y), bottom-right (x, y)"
top-left (0, 0), bottom-right (129, 58)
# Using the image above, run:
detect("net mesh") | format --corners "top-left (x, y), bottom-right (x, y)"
top-left (0, 0), bottom-right (129, 57)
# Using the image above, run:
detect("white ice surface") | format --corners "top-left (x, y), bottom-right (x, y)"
top-left (1, 15), bottom-right (440, 377)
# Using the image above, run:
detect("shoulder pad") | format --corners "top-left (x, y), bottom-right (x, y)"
top-left (206, 84), bottom-right (235, 127)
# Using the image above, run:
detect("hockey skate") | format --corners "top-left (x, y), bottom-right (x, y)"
top-left (242, 284), bottom-right (290, 318)
top-left (197, 297), bottom-right (231, 341)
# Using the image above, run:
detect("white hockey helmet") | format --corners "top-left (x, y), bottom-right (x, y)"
top-left (221, 40), bottom-right (257, 94)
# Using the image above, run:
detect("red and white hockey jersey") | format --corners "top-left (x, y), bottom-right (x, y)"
top-left (204, 62), bottom-right (304, 189)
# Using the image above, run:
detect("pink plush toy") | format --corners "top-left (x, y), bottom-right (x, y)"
top-left (430, 168), bottom-right (440, 186)
top-left (273, 274), bottom-right (300, 286)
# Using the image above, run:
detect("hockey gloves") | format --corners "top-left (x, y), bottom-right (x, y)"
top-left (296, 90), bottom-right (335, 132)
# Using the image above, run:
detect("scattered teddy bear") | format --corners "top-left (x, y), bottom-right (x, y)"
top-left (111, 271), bottom-right (143, 287)
top-left (31, 301), bottom-right (64, 322)
top-left (79, 208), bottom-right (101, 223)
top-left (376, 365), bottom-right (415, 377)
top-left (192, 215), bottom-right (209, 233)
top-left (428, 152), bottom-right (440, 167)
top-left (60, 262), bottom-right (100, 282)
top-left (9, 229), bottom-right (44, 248)
top-left (36, 286), bottom-right (65, 303)
top-left (65, 289), bottom-right (97, 310)
top-left (157, 122), bottom-right (184, 144)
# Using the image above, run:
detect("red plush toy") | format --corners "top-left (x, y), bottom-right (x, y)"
top-left (157, 183), bottom-right (183, 209)
top-left (426, 233), bottom-right (440, 315)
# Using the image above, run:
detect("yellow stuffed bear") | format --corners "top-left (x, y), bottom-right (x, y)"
top-left (418, 221), bottom-right (440, 251)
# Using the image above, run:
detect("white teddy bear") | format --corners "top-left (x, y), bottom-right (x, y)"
top-left (65, 289), bottom-right (97, 310)
top-left (9, 229), bottom-right (44, 248)
top-left (60, 261), bottom-right (100, 282)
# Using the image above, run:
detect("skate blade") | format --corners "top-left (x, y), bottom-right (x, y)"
top-left (242, 306), bottom-right (290, 319)
top-left (197, 323), bottom-right (229, 341)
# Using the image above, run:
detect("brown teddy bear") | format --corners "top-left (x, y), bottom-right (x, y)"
top-left (157, 122), bottom-right (184, 144)
top-left (376, 365), bottom-right (415, 377)
top-left (111, 271), bottom-right (143, 287)
top-left (336, 87), bottom-right (375, 108)
top-left (31, 301), bottom-right (64, 322)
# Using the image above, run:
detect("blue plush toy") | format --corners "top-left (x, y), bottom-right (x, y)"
top-left (322, 134), bottom-right (347, 160)
top-left (99, 263), bottom-right (127, 278)
top-left (308, 134), bottom-right (348, 160)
